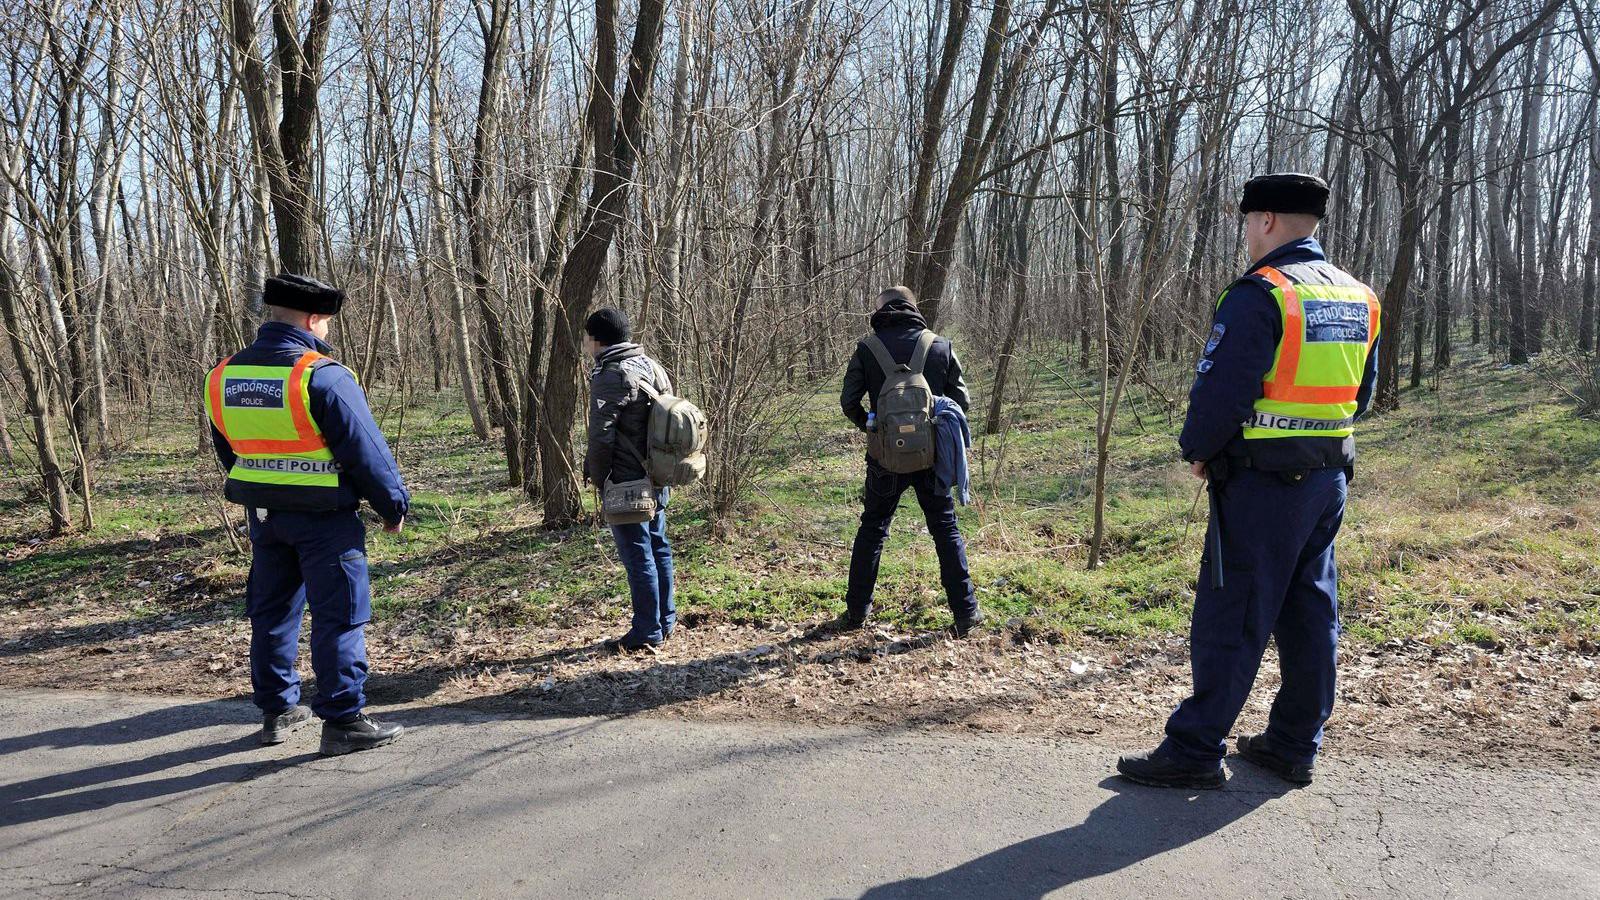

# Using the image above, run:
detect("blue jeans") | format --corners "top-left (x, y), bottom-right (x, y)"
top-left (845, 458), bottom-right (977, 619)
top-left (244, 509), bottom-right (370, 721)
top-left (609, 489), bottom-right (675, 642)
top-left (1162, 466), bottom-right (1347, 765)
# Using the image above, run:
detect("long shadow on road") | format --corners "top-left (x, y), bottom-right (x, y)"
top-left (0, 698), bottom-right (316, 833)
top-left (859, 776), bottom-right (1292, 899)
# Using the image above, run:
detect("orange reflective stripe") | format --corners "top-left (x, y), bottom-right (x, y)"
top-left (206, 356), bottom-right (232, 435)
top-left (1254, 266), bottom-right (1303, 402)
top-left (216, 351), bottom-right (330, 456)
top-left (1276, 383), bottom-right (1360, 404)
top-left (1364, 285), bottom-right (1381, 349)
top-left (286, 350), bottom-right (322, 443)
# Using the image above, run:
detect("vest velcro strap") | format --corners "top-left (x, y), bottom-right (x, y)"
top-left (1245, 411), bottom-right (1355, 433)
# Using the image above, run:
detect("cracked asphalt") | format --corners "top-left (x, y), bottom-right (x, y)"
top-left (1, 689), bottom-right (1596, 899)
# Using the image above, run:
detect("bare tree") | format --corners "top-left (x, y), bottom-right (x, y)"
top-left (226, 0), bottom-right (335, 275)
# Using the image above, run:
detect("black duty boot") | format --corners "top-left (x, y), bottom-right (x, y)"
top-left (260, 705), bottom-right (313, 746)
top-left (319, 713), bottom-right (404, 756)
top-left (827, 606), bottom-right (871, 633)
top-left (603, 633), bottom-right (663, 653)
top-left (1116, 747), bottom-right (1226, 790)
top-left (952, 607), bottom-right (984, 639)
top-left (1236, 734), bottom-right (1314, 786)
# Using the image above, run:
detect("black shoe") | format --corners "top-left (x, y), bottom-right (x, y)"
top-left (259, 705), bottom-right (312, 745)
top-left (952, 608), bottom-right (984, 639)
top-left (827, 606), bottom-right (870, 633)
top-left (319, 713), bottom-right (404, 756)
top-left (1116, 747), bottom-right (1226, 790)
top-left (603, 633), bottom-right (663, 653)
top-left (1236, 733), bottom-right (1314, 785)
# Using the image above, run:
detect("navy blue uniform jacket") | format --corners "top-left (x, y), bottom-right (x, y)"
top-left (1180, 238), bottom-right (1379, 472)
top-left (210, 322), bottom-right (411, 524)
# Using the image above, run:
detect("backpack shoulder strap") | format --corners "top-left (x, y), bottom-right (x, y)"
top-left (861, 334), bottom-right (904, 378)
top-left (907, 331), bottom-right (936, 376)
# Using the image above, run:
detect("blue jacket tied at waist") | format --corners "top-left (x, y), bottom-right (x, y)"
top-left (932, 397), bottom-right (971, 505)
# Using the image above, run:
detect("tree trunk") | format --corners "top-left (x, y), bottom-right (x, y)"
top-left (0, 260), bottom-right (71, 533)
top-left (465, 0), bottom-right (524, 484)
top-left (226, 0), bottom-right (335, 275)
top-left (1433, 112), bottom-right (1461, 370)
top-left (539, 0), bottom-right (669, 528)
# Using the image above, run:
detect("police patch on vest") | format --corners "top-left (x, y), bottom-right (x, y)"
top-left (1204, 323), bottom-right (1225, 355)
top-left (1245, 411), bottom-right (1355, 432)
top-left (1301, 299), bottom-right (1369, 344)
top-left (223, 377), bottom-right (286, 408)
top-left (234, 457), bottom-right (342, 475)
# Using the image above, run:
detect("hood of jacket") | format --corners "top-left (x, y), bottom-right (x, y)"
top-left (592, 342), bottom-right (645, 374)
top-left (870, 297), bottom-right (927, 334)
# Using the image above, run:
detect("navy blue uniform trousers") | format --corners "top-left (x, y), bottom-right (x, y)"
top-left (245, 509), bottom-right (372, 721)
top-left (1162, 466), bottom-right (1347, 766)
top-left (845, 458), bottom-right (977, 619)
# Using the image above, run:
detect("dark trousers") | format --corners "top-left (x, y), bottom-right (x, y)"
top-left (245, 509), bottom-right (371, 721)
top-left (1162, 466), bottom-right (1347, 766)
top-left (609, 489), bottom-right (675, 642)
top-left (845, 458), bottom-right (977, 619)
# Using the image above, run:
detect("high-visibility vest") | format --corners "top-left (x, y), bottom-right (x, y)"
top-left (204, 350), bottom-right (342, 494)
top-left (1233, 262), bottom-right (1381, 441)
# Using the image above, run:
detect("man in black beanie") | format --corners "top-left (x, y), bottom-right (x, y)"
top-left (582, 307), bottom-right (679, 651)
top-left (205, 273), bottom-right (410, 754)
top-left (837, 285), bottom-right (981, 637)
top-left (1117, 173), bottom-right (1381, 790)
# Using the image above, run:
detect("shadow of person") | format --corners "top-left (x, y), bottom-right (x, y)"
top-left (1, 734), bottom-right (318, 830)
top-left (0, 698), bottom-right (247, 756)
top-left (858, 775), bottom-right (1293, 900)
top-left (0, 697), bottom-right (326, 831)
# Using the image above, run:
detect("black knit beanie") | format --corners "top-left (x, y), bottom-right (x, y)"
top-left (585, 307), bottom-right (630, 345)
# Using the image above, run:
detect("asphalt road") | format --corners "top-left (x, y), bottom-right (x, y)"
top-left (1, 688), bottom-right (1595, 899)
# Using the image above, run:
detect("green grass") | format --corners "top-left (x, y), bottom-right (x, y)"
top-left (3, 345), bottom-right (1598, 651)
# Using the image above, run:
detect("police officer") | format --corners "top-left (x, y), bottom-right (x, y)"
top-left (1117, 174), bottom-right (1380, 789)
top-left (206, 274), bottom-right (411, 755)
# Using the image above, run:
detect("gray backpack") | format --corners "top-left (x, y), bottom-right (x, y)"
top-left (863, 331), bottom-right (936, 474)
top-left (616, 362), bottom-right (708, 488)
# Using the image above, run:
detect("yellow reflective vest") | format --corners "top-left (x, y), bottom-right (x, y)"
top-left (1236, 263), bottom-right (1381, 441)
top-left (204, 350), bottom-right (341, 495)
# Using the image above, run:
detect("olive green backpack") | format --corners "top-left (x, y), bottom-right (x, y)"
top-left (862, 331), bottom-right (936, 474)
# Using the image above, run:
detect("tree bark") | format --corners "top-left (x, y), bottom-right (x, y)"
top-left (226, 0), bottom-right (334, 275)
top-left (539, 0), bottom-right (669, 528)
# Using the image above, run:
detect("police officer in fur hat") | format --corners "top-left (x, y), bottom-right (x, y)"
top-left (1117, 174), bottom-right (1382, 789)
top-left (205, 274), bottom-right (410, 754)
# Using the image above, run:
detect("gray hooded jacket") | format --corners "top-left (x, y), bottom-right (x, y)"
top-left (585, 342), bottom-right (672, 487)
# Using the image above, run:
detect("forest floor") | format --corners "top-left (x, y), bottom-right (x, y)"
top-left (2, 346), bottom-right (1598, 767)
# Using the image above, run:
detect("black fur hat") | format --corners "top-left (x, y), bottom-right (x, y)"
top-left (263, 273), bottom-right (345, 315)
top-left (1239, 173), bottom-right (1330, 219)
